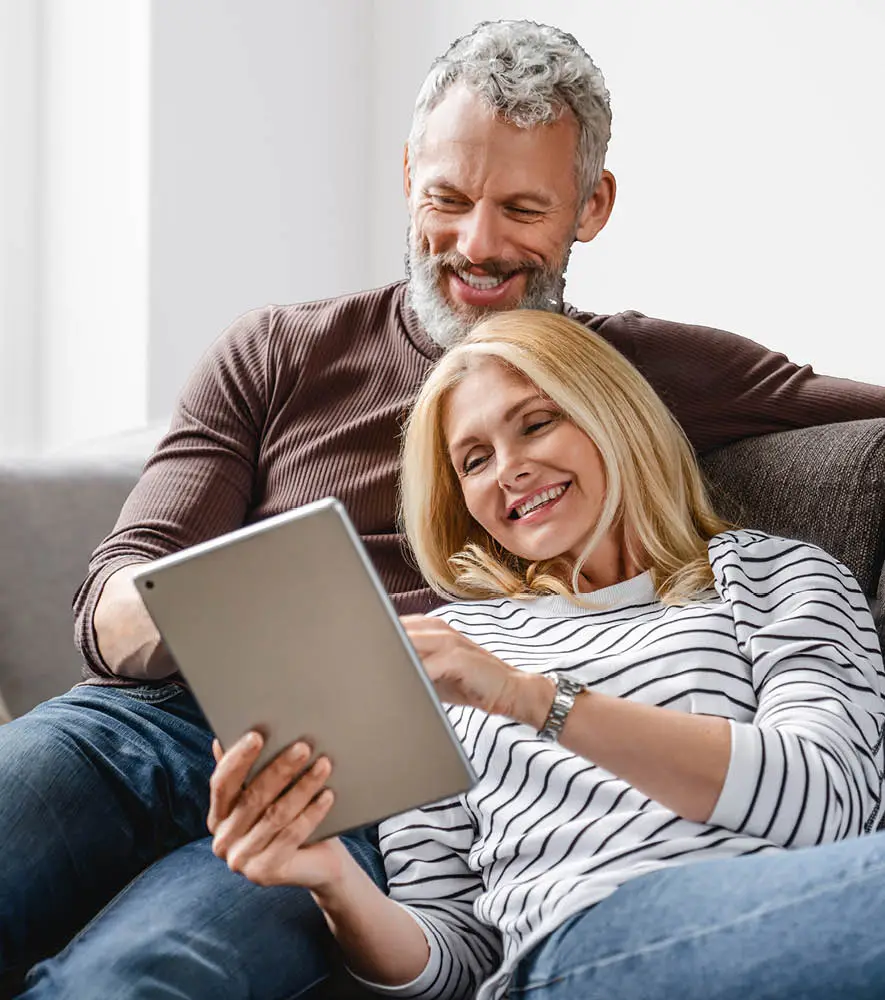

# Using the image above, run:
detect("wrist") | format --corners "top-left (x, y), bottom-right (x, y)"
top-left (509, 672), bottom-right (557, 730)
top-left (307, 841), bottom-right (362, 907)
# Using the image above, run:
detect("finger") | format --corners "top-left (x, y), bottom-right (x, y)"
top-left (401, 620), bottom-right (445, 651)
top-left (235, 788), bottom-right (336, 885)
top-left (211, 741), bottom-right (315, 856)
top-left (223, 755), bottom-right (333, 868)
top-left (212, 738), bottom-right (223, 764)
top-left (207, 731), bottom-right (264, 834)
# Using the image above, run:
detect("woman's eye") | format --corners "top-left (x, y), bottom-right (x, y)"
top-left (525, 414), bottom-right (558, 434)
top-left (463, 455), bottom-right (488, 474)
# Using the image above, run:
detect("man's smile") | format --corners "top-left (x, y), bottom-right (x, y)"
top-left (447, 268), bottom-right (524, 308)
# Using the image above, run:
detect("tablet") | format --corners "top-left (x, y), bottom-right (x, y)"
top-left (131, 497), bottom-right (475, 842)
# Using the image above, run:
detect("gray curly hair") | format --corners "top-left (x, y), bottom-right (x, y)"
top-left (409, 20), bottom-right (612, 205)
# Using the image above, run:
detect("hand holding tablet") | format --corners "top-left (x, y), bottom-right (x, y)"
top-left (133, 498), bottom-right (474, 842)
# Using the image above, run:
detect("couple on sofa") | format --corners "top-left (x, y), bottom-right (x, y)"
top-left (3, 19), bottom-right (885, 1000)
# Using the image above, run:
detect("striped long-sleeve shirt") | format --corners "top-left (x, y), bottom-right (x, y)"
top-left (367, 530), bottom-right (885, 1000)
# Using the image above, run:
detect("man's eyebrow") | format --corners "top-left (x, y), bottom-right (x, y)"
top-left (504, 191), bottom-right (554, 208)
top-left (422, 178), bottom-right (466, 195)
top-left (448, 394), bottom-right (544, 454)
top-left (423, 179), bottom-right (553, 209)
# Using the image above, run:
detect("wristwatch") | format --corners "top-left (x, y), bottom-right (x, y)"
top-left (537, 672), bottom-right (586, 742)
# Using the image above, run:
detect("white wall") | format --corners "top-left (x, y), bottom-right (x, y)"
top-left (0, 0), bottom-right (40, 454)
top-left (4, 0), bottom-right (882, 454)
top-left (371, 0), bottom-right (885, 383)
top-left (147, 0), bottom-right (375, 419)
top-left (39, 0), bottom-right (150, 449)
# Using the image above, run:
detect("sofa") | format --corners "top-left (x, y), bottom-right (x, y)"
top-left (1, 417), bottom-right (884, 993)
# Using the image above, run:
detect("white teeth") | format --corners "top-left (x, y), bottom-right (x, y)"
top-left (515, 484), bottom-right (567, 519)
top-left (459, 271), bottom-right (506, 290)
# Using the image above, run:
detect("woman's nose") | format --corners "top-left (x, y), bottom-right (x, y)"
top-left (496, 451), bottom-right (532, 490)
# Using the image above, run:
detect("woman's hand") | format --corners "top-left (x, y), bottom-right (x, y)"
top-left (208, 732), bottom-right (355, 891)
top-left (401, 615), bottom-right (553, 724)
top-left (210, 733), bottom-right (435, 986)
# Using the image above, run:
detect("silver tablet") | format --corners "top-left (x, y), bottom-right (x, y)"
top-left (132, 497), bottom-right (475, 842)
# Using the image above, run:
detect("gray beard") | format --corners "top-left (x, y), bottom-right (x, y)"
top-left (405, 231), bottom-right (572, 350)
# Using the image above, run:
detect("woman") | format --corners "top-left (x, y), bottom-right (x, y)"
top-left (208, 311), bottom-right (885, 999)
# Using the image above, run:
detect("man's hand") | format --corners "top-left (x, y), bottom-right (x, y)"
top-left (401, 615), bottom-right (552, 724)
top-left (208, 732), bottom-right (355, 891)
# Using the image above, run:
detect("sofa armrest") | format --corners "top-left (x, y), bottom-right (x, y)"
top-left (0, 424), bottom-right (167, 718)
top-left (699, 418), bottom-right (885, 649)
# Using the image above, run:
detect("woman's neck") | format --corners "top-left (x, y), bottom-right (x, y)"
top-left (574, 528), bottom-right (644, 594)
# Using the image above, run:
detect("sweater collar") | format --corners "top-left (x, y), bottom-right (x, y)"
top-left (396, 279), bottom-right (582, 362)
top-left (397, 282), bottom-right (445, 361)
top-left (520, 570), bottom-right (658, 619)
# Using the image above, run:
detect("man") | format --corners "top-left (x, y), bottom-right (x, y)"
top-left (2, 19), bottom-right (884, 1000)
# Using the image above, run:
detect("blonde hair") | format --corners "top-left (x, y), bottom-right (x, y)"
top-left (400, 310), bottom-right (732, 605)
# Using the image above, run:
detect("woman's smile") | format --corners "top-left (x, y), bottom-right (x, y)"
top-left (507, 481), bottom-right (571, 521)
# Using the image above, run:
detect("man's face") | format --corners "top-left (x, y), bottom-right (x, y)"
top-left (405, 85), bottom-right (590, 347)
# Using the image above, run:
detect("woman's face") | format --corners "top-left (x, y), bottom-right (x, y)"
top-left (442, 358), bottom-right (609, 569)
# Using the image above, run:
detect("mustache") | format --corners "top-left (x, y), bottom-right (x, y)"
top-left (425, 250), bottom-right (544, 280)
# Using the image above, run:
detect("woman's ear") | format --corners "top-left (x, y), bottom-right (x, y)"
top-left (575, 170), bottom-right (617, 243)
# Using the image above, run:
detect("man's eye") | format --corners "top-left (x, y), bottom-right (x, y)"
top-left (508, 206), bottom-right (541, 218)
top-left (430, 195), bottom-right (466, 210)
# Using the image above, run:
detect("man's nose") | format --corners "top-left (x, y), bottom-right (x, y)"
top-left (456, 202), bottom-right (505, 264)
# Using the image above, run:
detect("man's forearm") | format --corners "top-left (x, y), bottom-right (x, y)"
top-left (312, 862), bottom-right (430, 987)
top-left (93, 565), bottom-right (177, 679)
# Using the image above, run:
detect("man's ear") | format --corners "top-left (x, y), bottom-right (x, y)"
top-left (575, 170), bottom-right (617, 243)
top-left (403, 143), bottom-right (412, 201)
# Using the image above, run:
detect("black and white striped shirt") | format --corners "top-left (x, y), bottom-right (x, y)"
top-left (368, 531), bottom-right (885, 1000)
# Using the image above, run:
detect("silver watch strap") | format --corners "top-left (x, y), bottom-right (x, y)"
top-left (537, 672), bottom-right (585, 742)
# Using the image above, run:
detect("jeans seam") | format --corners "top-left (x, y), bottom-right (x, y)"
top-left (510, 858), bottom-right (885, 993)
top-left (113, 683), bottom-right (186, 705)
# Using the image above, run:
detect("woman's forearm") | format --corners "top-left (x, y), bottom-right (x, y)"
top-left (312, 860), bottom-right (430, 986)
top-left (510, 674), bottom-right (731, 823)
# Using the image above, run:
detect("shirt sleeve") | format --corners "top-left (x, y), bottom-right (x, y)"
top-left (72, 307), bottom-right (275, 678)
top-left (707, 530), bottom-right (885, 843)
top-left (575, 310), bottom-right (885, 454)
top-left (350, 797), bottom-right (501, 1000)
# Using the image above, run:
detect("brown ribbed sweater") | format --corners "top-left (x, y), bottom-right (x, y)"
top-left (73, 281), bottom-right (885, 682)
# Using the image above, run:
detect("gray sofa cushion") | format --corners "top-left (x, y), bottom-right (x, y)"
top-left (0, 426), bottom-right (165, 717)
top-left (699, 417), bottom-right (885, 651)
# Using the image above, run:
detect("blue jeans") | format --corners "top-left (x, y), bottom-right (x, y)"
top-left (0, 684), bottom-right (385, 999)
top-left (511, 830), bottom-right (885, 999)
